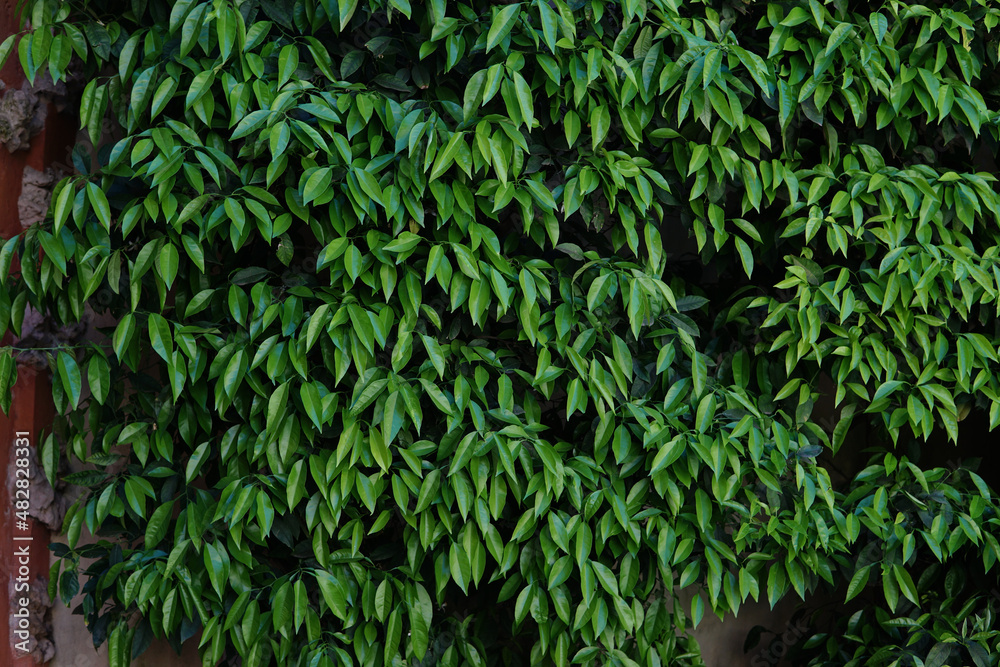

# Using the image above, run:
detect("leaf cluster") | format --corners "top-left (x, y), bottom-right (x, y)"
top-left (6, 0), bottom-right (1000, 665)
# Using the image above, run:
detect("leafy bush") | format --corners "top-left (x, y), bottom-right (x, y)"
top-left (5, 0), bottom-right (1000, 665)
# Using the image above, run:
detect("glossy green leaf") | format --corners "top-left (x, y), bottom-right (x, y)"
top-left (486, 5), bottom-right (520, 53)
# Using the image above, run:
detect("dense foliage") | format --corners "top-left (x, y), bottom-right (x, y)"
top-left (5, 0), bottom-right (1000, 664)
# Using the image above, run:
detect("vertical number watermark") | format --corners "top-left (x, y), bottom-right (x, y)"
top-left (12, 430), bottom-right (32, 653)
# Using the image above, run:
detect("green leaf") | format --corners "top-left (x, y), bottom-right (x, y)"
top-left (825, 23), bottom-right (854, 57)
top-left (415, 469), bottom-right (441, 513)
top-left (547, 556), bottom-right (573, 589)
top-left (56, 352), bottom-right (82, 410)
top-left (462, 69), bottom-right (487, 122)
top-left (924, 643), bottom-right (953, 667)
top-left (0, 34), bottom-right (16, 71)
top-left (882, 565), bottom-right (899, 612)
top-left (0, 235), bottom-right (20, 285)
top-left (87, 354), bottom-right (110, 404)
top-left (370, 424), bottom-right (391, 472)
top-left (302, 168), bottom-right (332, 205)
top-left (586, 274), bottom-right (610, 312)
top-left (766, 563), bottom-right (787, 608)
top-left (512, 72), bottom-right (534, 128)
top-left (176, 194), bottom-right (210, 226)
top-left (734, 237), bottom-right (754, 278)
top-left (538, 2), bottom-right (559, 53)
top-left (691, 352), bottom-right (707, 397)
top-left (300, 382), bottom-right (323, 429)
top-left (590, 104), bottom-right (610, 150)
top-left (409, 605), bottom-right (429, 659)
top-left (429, 133), bottom-right (464, 182)
top-left (232, 109), bottom-right (272, 139)
top-left (151, 76), bottom-right (178, 119)
top-left (892, 564), bottom-right (919, 606)
top-left (968, 643), bottom-right (990, 667)
top-left (389, 0), bottom-right (411, 18)
top-left (147, 314), bottom-right (172, 362)
top-left (869, 13), bottom-right (888, 45)
top-left (157, 243), bottom-right (179, 289)
top-left (185, 442), bottom-right (210, 483)
top-left (112, 314), bottom-right (135, 361)
top-left (566, 378), bottom-right (587, 418)
top-left (350, 378), bottom-right (388, 416)
top-left (145, 501), bottom-right (174, 546)
top-left (38, 231), bottom-right (66, 276)
top-left (382, 390), bottom-right (404, 447)
top-left (695, 393), bottom-right (716, 433)
top-left (338, 0), bottom-right (359, 31)
top-left (286, 460), bottom-right (306, 510)
top-left (688, 145), bottom-right (709, 176)
top-left (203, 541), bottom-right (230, 597)
top-left (448, 433), bottom-right (477, 476)
top-left (353, 167), bottom-right (384, 206)
top-left (384, 232), bottom-right (421, 254)
top-left (184, 69), bottom-right (215, 109)
top-left (564, 110), bottom-right (581, 147)
top-left (650, 436), bottom-right (684, 473)
top-left (524, 179), bottom-right (556, 211)
top-left (486, 5), bottom-right (520, 53)
top-left (694, 489), bottom-right (711, 531)
top-left (316, 569), bottom-right (347, 619)
top-left (278, 44), bottom-right (299, 88)
top-left (268, 382), bottom-right (289, 432)
top-left (86, 183), bottom-right (111, 231)
top-left (782, 83), bottom-right (807, 136)
top-left (181, 234), bottom-right (205, 272)
top-left (40, 432), bottom-right (58, 486)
